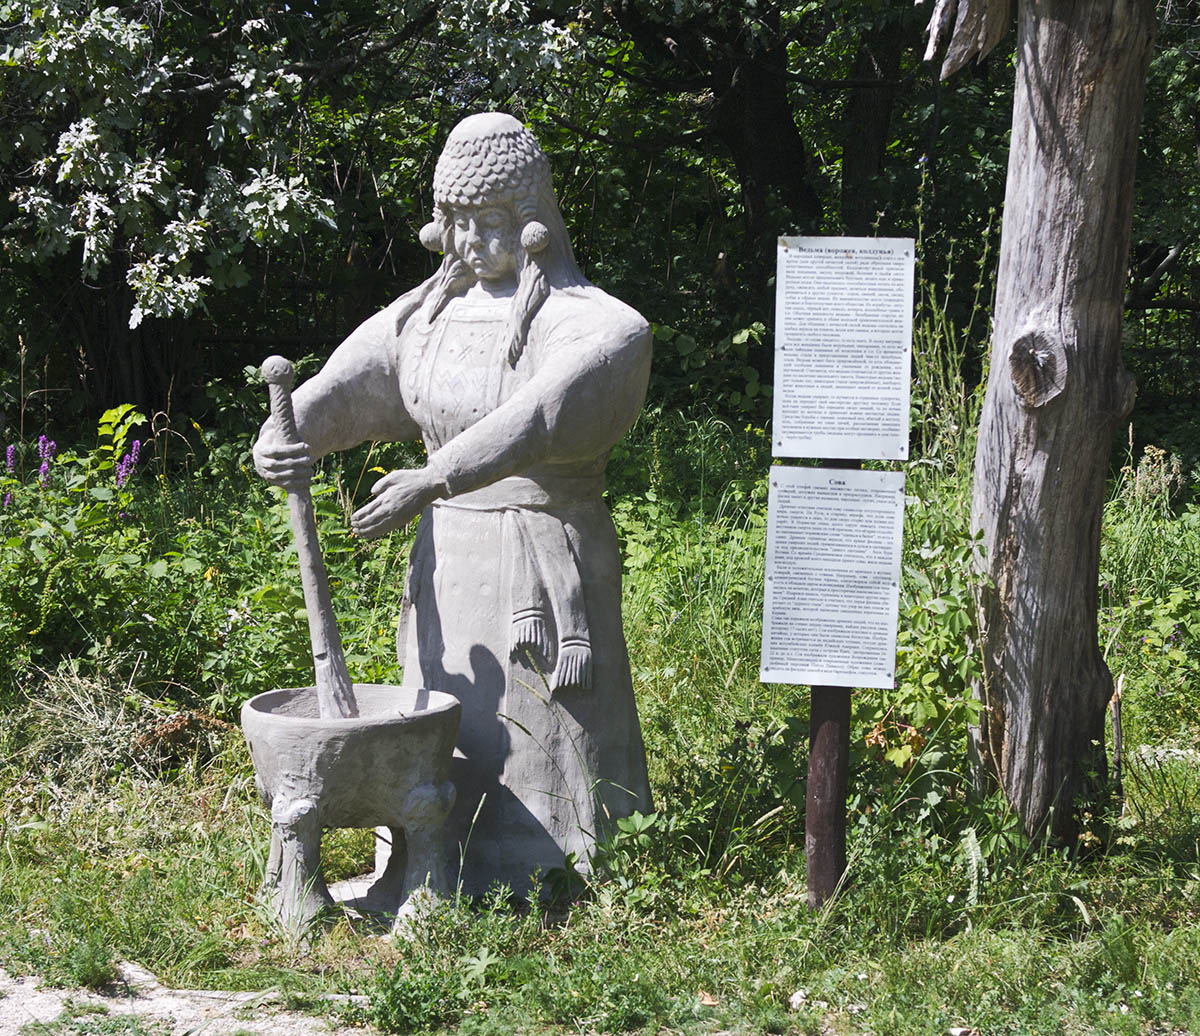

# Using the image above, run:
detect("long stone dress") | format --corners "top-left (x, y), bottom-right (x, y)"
top-left (290, 284), bottom-right (653, 896)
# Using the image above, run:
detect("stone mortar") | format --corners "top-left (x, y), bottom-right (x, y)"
top-left (241, 683), bottom-right (460, 936)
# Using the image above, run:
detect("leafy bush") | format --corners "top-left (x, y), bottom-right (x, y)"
top-left (370, 964), bottom-right (465, 1034)
top-left (861, 479), bottom-right (984, 774)
top-left (0, 402), bottom-right (410, 713)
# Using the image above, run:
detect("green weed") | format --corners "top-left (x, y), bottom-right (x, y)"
top-left (20, 1005), bottom-right (170, 1036)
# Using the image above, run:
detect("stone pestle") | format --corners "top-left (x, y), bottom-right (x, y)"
top-left (261, 355), bottom-right (358, 719)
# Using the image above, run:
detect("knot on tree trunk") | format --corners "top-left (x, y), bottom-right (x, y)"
top-left (1008, 328), bottom-right (1067, 407)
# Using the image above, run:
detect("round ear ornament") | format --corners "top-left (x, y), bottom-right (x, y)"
top-left (520, 221), bottom-right (549, 254)
top-left (419, 221), bottom-right (444, 252)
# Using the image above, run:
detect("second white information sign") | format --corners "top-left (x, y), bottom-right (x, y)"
top-left (759, 467), bottom-right (905, 689)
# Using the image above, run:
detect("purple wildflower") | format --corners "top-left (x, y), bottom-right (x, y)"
top-left (38, 459), bottom-right (49, 488)
top-left (2, 491), bottom-right (11, 507)
top-left (37, 435), bottom-right (56, 461)
top-left (116, 439), bottom-right (144, 488)
top-left (5, 444), bottom-right (13, 472)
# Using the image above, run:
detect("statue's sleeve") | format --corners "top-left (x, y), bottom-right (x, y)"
top-left (425, 300), bottom-right (651, 494)
top-left (286, 298), bottom-right (420, 457)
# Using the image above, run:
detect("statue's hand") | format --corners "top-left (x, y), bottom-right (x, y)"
top-left (351, 468), bottom-right (441, 539)
top-left (253, 422), bottom-right (315, 489)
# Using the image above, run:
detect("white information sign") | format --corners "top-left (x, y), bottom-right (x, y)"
top-left (772, 236), bottom-right (914, 460)
top-left (759, 467), bottom-right (905, 689)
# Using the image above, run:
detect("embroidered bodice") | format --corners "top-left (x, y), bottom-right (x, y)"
top-left (400, 297), bottom-right (530, 452)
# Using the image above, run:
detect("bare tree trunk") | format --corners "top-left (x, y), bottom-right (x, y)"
top-left (970, 0), bottom-right (1154, 838)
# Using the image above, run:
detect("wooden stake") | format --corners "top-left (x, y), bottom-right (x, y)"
top-left (806, 684), bottom-right (850, 909)
top-left (805, 457), bottom-right (859, 910)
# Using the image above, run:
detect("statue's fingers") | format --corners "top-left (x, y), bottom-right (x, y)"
top-left (350, 500), bottom-right (379, 526)
top-left (352, 513), bottom-right (391, 539)
top-left (352, 495), bottom-right (411, 539)
top-left (258, 460), bottom-right (312, 489)
top-left (351, 498), bottom-right (391, 532)
top-left (274, 457), bottom-right (314, 479)
top-left (264, 443), bottom-right (313, 472)
top-left (278, 440), bottom-right (313, 461)
top-left (253, 437), bottom-right (311, 481)
top-left (370, 469), bottom-right (406, 495)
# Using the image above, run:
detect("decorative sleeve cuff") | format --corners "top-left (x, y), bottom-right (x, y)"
top-left (423, 450), bottom-right (460, 499)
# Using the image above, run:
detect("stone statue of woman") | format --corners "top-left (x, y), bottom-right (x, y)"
top-left (253, 112), bottom-right (653, 898)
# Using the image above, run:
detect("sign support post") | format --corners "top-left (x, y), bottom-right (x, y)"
top-left (760, 236), bottom-right (914, 911)
top-left (803, 456), bottom-right (859, 910)
top-left (806, 684), bottom-right (851, 909)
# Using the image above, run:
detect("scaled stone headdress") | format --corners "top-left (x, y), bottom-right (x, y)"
top-left (410, 112), bottom-right (585, 364)
top-left (421, 112), bottom-right (552, 257)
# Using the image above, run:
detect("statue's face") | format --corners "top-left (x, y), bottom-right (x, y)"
top-left (451, 203), bottom-right (519, 284)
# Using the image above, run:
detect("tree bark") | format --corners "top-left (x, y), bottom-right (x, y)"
top-left (969, 0), bottom-right (1154, 837)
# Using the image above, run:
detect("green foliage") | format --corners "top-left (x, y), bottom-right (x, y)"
top-left (1129, 11), bottom-right (1200, 305)
top-left (651, 321), bottom-right (771, 415)
top-left (319, 827), bottom-right (376, 884)
top-left (856, 462), bottom-right (984, 777)
top-left (371, 964), bottom-right (464, 1034)
top-left (61, 935), bottom-right (118, 991)
top-left (525, 941), bottom-right (680, 1033)
top-left (910, 210), bottom-right (995, 467)
top-left (1100, 439), bottom-right (1200, 750)
top-left (1, 0), bottom-right (339, 324)
top-left (368, 893), bottom-right (690, 1036)
top-left (1121, 747), bottom-right (1200, 859)
top-left (20, 1006), bottom-right (171, 1036)
top-left (0, 397), bottom-right (408, 711)
top-left (1, 411), bottom-right (151, 674)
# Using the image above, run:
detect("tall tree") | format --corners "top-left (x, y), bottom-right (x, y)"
top-left (925, 0), bottom-right (1157, 836)
top-left (0, 0), bottom-right (449, 416)
top-left (840, 15), bottom-right (917, 235)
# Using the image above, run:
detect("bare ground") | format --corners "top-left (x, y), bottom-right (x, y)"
top-left (0, 963), bottom-right (371, 1036)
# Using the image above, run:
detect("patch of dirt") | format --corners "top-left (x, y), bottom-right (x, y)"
top-left (0, 963), bottom-right (372, 1036)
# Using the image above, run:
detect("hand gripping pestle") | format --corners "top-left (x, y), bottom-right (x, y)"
top-left (262, 356), bottom-right (359, 719)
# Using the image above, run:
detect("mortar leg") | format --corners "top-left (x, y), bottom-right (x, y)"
top-left (393, 782), bottom-right (455, 932)
top-left (269, 797), bottom-right (331, 936)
